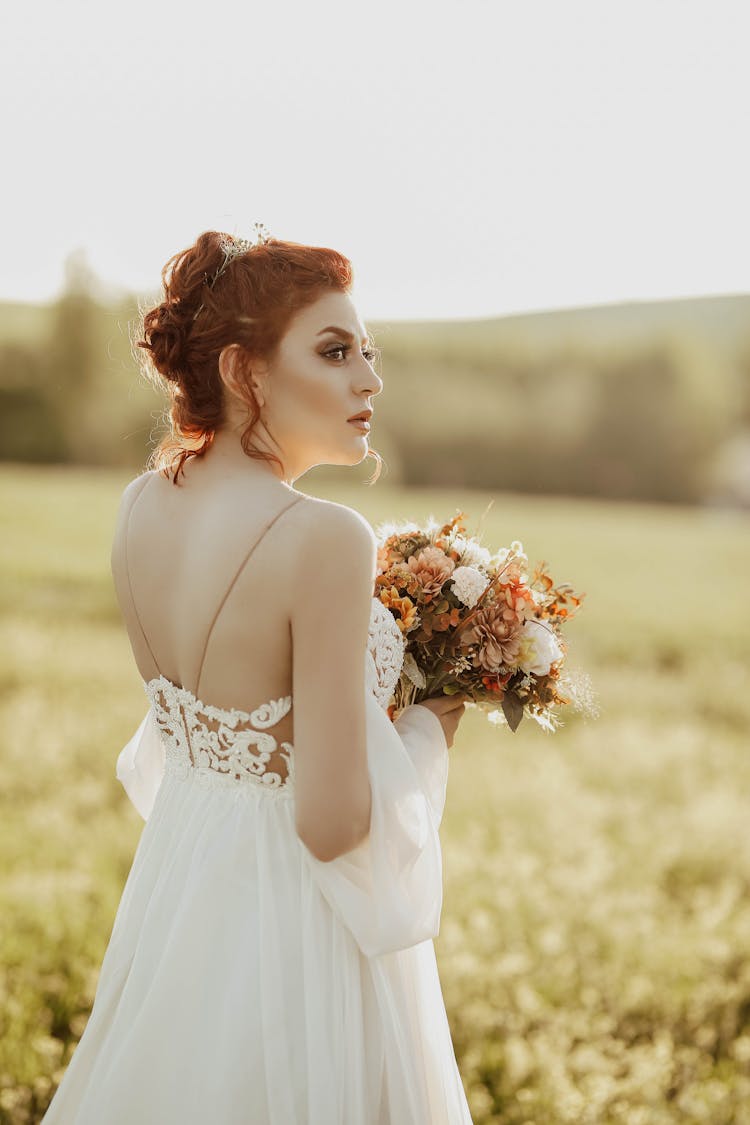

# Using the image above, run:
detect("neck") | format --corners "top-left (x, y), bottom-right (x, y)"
top-left (207, 425), bottom-right (300, 491)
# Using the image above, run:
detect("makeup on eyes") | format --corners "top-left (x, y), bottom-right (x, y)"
top-left (323, 342), bottom-right (377, 363)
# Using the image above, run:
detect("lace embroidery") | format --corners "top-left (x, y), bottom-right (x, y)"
top-left (367, 597), bottom-right (406, 710)
top-left (144, 676), bottom-right (295, 800)
top-left (144, 597), bottom-right (405, 798)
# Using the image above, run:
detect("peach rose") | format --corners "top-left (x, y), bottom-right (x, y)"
top-left (407, 545), bottom-right (456, 600)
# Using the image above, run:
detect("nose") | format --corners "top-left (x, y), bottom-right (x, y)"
top-left (357, 355), bottom-right (383, 395)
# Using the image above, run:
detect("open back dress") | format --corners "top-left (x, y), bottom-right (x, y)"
top-left (41, 478), bottom-right (473, 1125)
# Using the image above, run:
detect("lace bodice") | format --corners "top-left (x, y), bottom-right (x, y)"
top-left (144, 595), bottom-right (406, 800)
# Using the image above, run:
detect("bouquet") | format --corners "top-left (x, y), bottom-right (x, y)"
top-left (373, 508), bottom-right (597, 733)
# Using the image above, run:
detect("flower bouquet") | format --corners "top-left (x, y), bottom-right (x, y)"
top-left (373, 508), bottom-right (597, 733)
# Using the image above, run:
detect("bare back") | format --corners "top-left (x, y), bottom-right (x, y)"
top-left (110, 455), bottom-right (313, 757)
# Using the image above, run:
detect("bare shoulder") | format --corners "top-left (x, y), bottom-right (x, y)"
top-left (291, 494), bottom-right (377, 555)
top-left (115, 468), bottom-right (156, 515)
top-left (284, 496), bottom-right (378, 601)
top-left (110, 470), bottom-right (156, 565)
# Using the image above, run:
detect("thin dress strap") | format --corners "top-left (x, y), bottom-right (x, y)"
top-left (193, 493), bottom-right (306, 698)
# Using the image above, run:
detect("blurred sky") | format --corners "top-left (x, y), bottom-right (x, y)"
top-left (2, 0), bottom-right (748, 320)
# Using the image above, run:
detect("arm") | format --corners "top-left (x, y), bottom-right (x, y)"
top-left (293, 505), bottom-right (452, 955)
top-left (111, 473), bottom-right (166, 819)
top-left (290, 500), bottom-right (377, 862)
top-left (299, 671), bottom-right (450, 957)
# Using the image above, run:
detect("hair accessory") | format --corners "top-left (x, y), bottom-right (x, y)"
top-left (192, 222), bottom-right (273, 320)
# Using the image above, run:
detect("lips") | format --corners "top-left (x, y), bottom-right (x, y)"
top-left (348, 410), bottom-right (373, 422)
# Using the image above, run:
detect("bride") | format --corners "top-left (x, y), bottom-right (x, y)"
top-left (41, 229), bottom-right (474, 1124)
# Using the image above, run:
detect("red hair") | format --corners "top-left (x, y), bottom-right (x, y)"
top-left (132, 230), bottom-right (382, 485)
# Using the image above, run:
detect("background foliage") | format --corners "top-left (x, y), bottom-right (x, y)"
top-left (1, 465), bottom-right (748, 1123)
top-left (1, 250), bottom-right (750, 507)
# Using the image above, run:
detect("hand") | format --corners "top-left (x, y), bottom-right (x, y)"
top-left (414, 693), bottom-right (469, 749)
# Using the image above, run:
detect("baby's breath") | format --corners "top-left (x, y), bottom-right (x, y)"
top-left (558, 668), bottom-right (600, 719)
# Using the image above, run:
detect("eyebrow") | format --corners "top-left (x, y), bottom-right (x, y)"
top-left (316, 325), bottom-right (370, 345)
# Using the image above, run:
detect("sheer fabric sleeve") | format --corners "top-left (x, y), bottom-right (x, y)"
top-left (392, 699), bottom-right (450, 829)
top-left (115, 706), bottom-right (165, 821)
top-left (299, 652), bottom-right (450, 958)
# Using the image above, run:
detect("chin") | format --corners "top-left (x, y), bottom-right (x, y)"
top-left (333, 443), bottom-right (369, 467)
top-left (350, 440), bottom-right (370, 463)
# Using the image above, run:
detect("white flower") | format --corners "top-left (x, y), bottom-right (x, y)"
top-left (517, 619), bottom-right (563, 676)
top-left (528, 707), bottom-right (561, 733)
top-left (492, 541), bottom-right (527, 567)
top-left (452, 534), bottom-right (493, 570)
top-left (373, 518), bottom-right (421, 540)
top-left (449, 565), bottom-right (489, 608)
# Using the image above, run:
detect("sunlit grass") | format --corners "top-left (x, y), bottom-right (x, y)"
top-left (1, 463), bottom-right (749, 1123)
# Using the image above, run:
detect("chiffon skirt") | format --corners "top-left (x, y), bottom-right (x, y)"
top-left (41, 690), bottom-right (473, 1124)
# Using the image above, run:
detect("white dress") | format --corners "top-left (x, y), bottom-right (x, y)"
top-left (41, 596), bottom-right (473, 1124)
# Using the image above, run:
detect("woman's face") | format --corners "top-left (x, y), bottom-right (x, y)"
top-left (223, 290), bottom-right (383, 478)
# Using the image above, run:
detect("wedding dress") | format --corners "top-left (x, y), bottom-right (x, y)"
top-left (41, 537), bottom-right (473, 1123)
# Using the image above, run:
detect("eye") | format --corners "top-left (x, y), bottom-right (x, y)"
top-left (324, 343), bottom-right (379, 364)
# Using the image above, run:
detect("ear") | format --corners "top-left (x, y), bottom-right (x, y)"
top-left (218, 344), bottom-right (268, 410)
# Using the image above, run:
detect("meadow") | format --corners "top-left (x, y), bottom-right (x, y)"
top-left (1, 462), bottom-right (749, 1123)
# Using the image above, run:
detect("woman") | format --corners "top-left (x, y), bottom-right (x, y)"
top-left (41, 229), bottom-right (473, 1124)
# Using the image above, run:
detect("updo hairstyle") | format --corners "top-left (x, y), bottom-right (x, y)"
top-left (132, 230), bottom-right (383, 485)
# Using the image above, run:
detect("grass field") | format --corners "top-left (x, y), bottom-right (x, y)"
top-left (1, 462), bottom-right (749, 1124)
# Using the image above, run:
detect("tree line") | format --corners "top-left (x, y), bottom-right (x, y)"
top-left (1, 250), bottom-right (748, 506)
